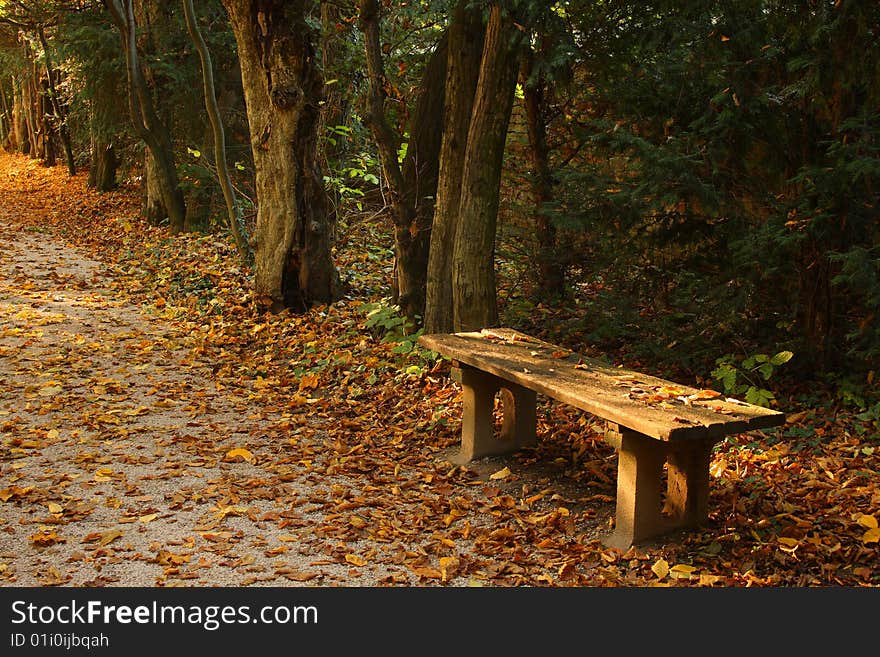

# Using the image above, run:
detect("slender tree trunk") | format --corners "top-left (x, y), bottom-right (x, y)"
top-left (12, 77), bottom-right (28, 154)
top-left (0, 82), bottom-right (12, 151)
top-left (359, 0), bottom-right (448, 320)
top-left (222, 0), bottom-right (338, 311)
top-left (37, 26), bottom-right (76, 175)
top-left (452, 4), bottom-right (522, 332)
top-left (424, 1), bottom-right (484, 333)
top-left (104, 0), bottom-right (187, 233)
top-left (21, 68), bottom-right (39, 159)
top-left (521, 55), bottom-right (564, 301)
top-left (182, 0), bottom-right (252, 263)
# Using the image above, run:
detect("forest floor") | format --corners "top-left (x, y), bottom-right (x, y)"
top-left (0, 152), bottom-right (877, 588)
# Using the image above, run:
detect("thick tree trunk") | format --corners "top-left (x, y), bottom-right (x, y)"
top-left (452, 4), bottom-right (518, 331)
top-left (222, 0), bottom-right (338, 311)
top-left (424, 1), bottom-right (484, 333)
top-left (452, 4), bottom-right (522, 332)
top-left (143, 150), bottom-right (166, 225)
top-left (521, 56), bottom-right (564, 302)
top-left (88, 135), bottom-right (118, 191)
top-left (87, 75), bottom-right (119, 191)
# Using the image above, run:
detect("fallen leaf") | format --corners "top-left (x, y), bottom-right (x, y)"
top-left (651, 558), bottom-right (669, 579)
top-left (489, 467), bottom-right (511, 480)
top-left (225, 447), bottom-right (255, 464)
top-left (857, 514), bottom-right (878, 529)
top-left (345, 554), bottom-right (367, 567)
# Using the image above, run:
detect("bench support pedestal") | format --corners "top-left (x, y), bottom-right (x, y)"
top-left (456, 366), bottom-right (537, 462)
top-left (604, 423), bottom-right (720, 550)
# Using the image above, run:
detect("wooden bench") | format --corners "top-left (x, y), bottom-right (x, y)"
top-left (417, 328), bottom-right (786, 549)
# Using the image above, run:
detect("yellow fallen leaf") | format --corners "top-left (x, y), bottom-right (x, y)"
top-left (38, 386), bottom-right (63, 397)
top-left (213, 505), bottom-right (248, 519)
top-left (99, 530), bottom-right (124, 546)
top-left (669, 564), bottom-right (697, 579)
top-left (778, 537), bottom-right (800, 547)
top-left (138, 513), bottom-right (158, 524)
top-left (857, 514), bottom-right (878, 530)
top-left (345, 554), bottom-right (367, 567)
top-left (225, 447), bottom-right (255, 464)
top-left (651, 558), bottom-right (669, 579)
top-left (489, 466), bottom-right (511, 480)
top-left (46, 429), bottom-right (59, 440)
top-left (699, 574), bottom-right (722, 586)
top-left (863, 528), bottom-right (880, 544)
top-left (47, 502), bottom-right (63, 514)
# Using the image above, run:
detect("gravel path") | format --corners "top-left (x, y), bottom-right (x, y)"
top-left (0, 218), bottom-right (416, 587)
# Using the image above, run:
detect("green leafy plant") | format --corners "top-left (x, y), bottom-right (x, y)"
top-left (361, 298), bottom-right (439, 375)
top-left (711, 350), bottom-right (793, 408)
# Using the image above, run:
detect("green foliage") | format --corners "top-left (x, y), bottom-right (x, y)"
top-left (324, 146), bottom-right (381, 213)
top-left (711, 350), bottom-right (793, 407)
top-left (361, 297), bottom-right (439, 375)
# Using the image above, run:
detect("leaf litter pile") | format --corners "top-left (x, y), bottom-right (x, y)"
top-left (0, 154), bottom-right (877, 587)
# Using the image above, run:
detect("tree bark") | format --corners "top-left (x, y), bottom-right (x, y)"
top-left (104, 0), bottom-right (187, 233)
top-left (424, 0), bottom-right (484, 333)
top-left (452, 4), bottom-right (522, 332)
top-left (222, 0), bottom-right (338, 311)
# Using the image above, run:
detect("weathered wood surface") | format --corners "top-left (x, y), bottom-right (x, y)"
top-left (418, 328), bottom-right (785, 442)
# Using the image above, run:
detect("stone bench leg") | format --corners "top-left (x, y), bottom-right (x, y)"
top-left (664, 437), bottom-right (721, 528)
top-left (604, 424), bottom-right (667, 550)
top-left (603, 424), bottom-right (720, 549)
top-left (457, 366), bottom-right (537, 462)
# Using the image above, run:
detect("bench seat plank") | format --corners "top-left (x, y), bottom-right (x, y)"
top-left (418, 328), bottom-right (784, 442)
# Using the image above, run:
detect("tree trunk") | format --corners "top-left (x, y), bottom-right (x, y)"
top-left (424, 1), bottom-right (484, 333)
top-left (12, 77), bottom-right (28, 154)
top-left (182, 0), bottom-right (252, 263)
top-left (222, 0), bottom-right (338, 311)
top-left (87, 74), bottom-right (119, 191)
top-left (521, 55), bottom-right (564, 302)
top-left (359, 0), bottom-right (449, 320)
top-left (88, 134), bottom-right (118, 191)
top-left (104, 0), bottom-right (187, 233)
top-left (452, 4), bottom-right (522, 332)
top-left (37, 26), bottom-right (76, 175)
top-left (0, 83), bottom-right (10, 150)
